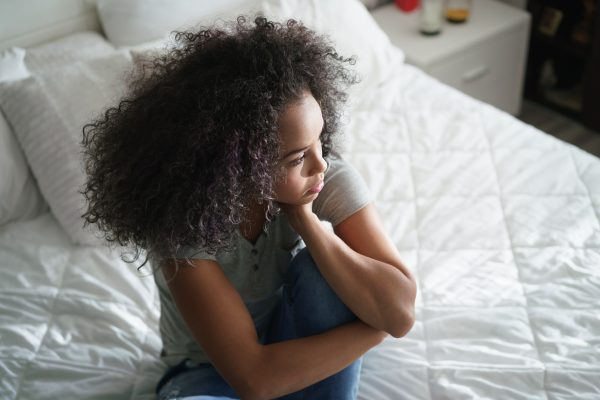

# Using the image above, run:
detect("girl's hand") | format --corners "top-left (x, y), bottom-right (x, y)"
top-left (279, 201), bottom-right (318, 237)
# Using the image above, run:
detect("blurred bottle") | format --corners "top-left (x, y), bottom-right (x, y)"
top-left (420, 0), bottom-right (444, 35)
top-left (445, 0), bottom-right (472, 23)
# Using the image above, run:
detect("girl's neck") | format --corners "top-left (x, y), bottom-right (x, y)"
top-left (239, 201), bottom-right (268, 244)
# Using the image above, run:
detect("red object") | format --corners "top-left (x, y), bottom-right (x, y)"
top-left (395, 0), bottom-right (420, 12)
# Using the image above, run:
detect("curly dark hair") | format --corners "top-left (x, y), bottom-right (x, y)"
top-left (81, 15), bottom-right (357, 266)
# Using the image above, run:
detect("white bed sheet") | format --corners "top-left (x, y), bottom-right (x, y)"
top-left (0, 212), bottom-right (163, 399)
top-left (1, 63), bottom-right (600, 400)
top-left (347, 65), bottom-right (600, 399)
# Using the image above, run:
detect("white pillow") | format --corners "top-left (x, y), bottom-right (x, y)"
top-left (0, 47), bottom-right (48, 226)
top-left (97, 0), bottom-right (404, 97)
top-left (0, 48), bottom-right (29, 81)
top-left (0, 51), bottom-right (134, 245)
top-left (24, 31), bottom-right (115, 75)
top-left (260, 0), bottom-right (405, 97)
top-left (96, 0), bottom-right (264, 47)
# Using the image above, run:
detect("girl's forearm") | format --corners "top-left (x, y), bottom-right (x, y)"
top-left (245, 321), bottom-right (385, 400)
top-left (297, 213), bottom-right (415, 337)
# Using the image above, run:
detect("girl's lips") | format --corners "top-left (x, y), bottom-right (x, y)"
top-left (307, 181), bottom-right (324, 194)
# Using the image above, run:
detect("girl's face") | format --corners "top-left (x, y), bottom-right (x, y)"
top-left (274, 91), bottom-right (328, 205)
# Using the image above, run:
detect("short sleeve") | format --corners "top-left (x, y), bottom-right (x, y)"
top-left (313, 157), bottom-right (372, 226)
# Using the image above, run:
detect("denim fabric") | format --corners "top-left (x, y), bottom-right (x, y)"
top-left (156, 247), bottom-right (362, 400)
top-left (156, 361), bottom-right (238, 400)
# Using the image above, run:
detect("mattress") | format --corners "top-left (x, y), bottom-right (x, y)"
top-left (1, 57), bottom-right (599, 399)
top-left (345, 65), bottom-right (600, 400)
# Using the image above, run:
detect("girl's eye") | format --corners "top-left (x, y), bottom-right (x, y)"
top-left (289, 154), bottom-right (305, 167)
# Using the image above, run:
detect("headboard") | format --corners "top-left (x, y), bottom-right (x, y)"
top-left (0, 0), bottom-right (102, 50)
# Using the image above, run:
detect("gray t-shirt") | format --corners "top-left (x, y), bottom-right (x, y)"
top-left (152, 157), bottom-right (372, 367)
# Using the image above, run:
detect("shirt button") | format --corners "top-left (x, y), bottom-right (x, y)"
top-left (252, 264), bottom-right (259, 271)
top-left (251, 248), bottom-right (258, 255)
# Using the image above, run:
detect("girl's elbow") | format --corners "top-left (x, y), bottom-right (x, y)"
top-left (233, 350), bottom-right (277, 400)
top-left (388, 305), bottom-right (416, 338)
top-left (238, 378), bottom-right (284, 400)
top-left (388, 283), bottom-right (417, 338)
top-left (234, 375), bottom-right (267, 400)
top-left (224, 354), bottom-right (267, 400)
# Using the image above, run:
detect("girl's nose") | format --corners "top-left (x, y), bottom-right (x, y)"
top-left (313, 155), bottom-right (328, 176)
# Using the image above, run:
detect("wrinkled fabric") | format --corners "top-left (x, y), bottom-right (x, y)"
top-left (1, 63), bottom-right (599, 400)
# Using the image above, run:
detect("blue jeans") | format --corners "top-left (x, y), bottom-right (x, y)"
top-left (156, 247), bottom-right (362, 399)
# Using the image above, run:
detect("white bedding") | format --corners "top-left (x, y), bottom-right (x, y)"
top-left (1, 60), bottom-right (599, 399)
top-left (1, 0), bottom-right (600, 398)
top-left (0, 212), bottom-right (162, 399)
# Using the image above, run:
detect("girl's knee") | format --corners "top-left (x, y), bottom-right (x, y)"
top-left (287, 247), bottom-right (331, 298)
top-left (285, 247), bottom-right (356, 334)
top-left (287, 247), bottom-right (318, 281)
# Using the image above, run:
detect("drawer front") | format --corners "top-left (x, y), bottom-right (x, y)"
top-left (426, 23), bottom-right (528, 114)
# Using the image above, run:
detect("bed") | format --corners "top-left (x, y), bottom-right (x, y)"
top-left (1, 0), bottom-right (599, 399)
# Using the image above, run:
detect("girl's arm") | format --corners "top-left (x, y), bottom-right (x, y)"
top-left (163, 259), bottom-right (386, 400)
top-left (284, 202), bottom-right (417, 338)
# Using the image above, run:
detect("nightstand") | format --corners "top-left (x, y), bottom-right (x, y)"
top-left (371, 0), bottom-right (531, 115)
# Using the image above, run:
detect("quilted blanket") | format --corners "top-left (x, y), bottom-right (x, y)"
top-left (1, 63), bottom-right (599, 399)
top-left (347, 64), bottom-right (600, 399)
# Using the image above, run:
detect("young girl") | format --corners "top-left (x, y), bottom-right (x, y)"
top-left (82, 16), bottom-right (416, 400)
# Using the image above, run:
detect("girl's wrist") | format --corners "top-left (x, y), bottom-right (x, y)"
top-left (289, 206), bottom-right (319, 237)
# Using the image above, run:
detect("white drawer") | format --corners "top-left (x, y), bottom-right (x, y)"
top-left (425, 23), bottom-right (528, 114)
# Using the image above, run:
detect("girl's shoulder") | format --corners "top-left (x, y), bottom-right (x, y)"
top-left (313, 156), bottom-right (372, 226)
